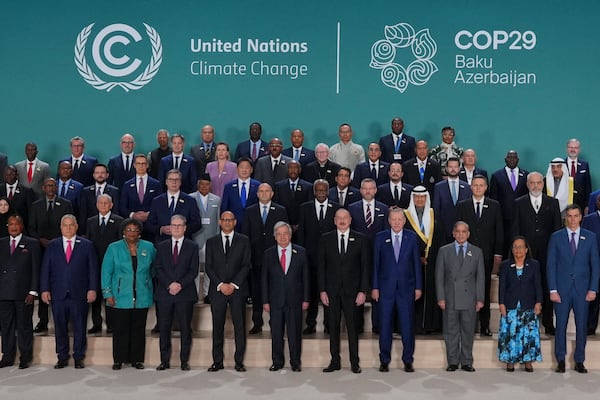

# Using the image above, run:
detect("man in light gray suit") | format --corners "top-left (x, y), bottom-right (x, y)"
top-left (15, 143), bottom-right (51, 199)
top-left (253, 138), bottom-right (293, 187)
top-left (191, 174), bottom-right (221, 302)
top-left (436, 221), bottom-right (484, 372)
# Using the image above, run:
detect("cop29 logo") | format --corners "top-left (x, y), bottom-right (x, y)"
top-left (369, 22), bottom-right (437, 93)
top-left (74, 23), bottom-right (162, 92)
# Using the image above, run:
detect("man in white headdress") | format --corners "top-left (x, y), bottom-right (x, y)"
top-left (545, 158), bottom-right (574, 216)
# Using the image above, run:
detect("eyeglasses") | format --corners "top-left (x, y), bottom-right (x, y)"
top-left (220, 218), bottom-right (235, 222)
top-left (125, 228), bottom-right (140, 233)
top-left (170, 224), bottom-right (185, 228)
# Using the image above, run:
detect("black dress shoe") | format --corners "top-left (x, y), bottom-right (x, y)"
top-left (248, 325), bottom-right (262, 335)
top-left (555, 360), bottom-right (565, 373)
top-left (112, 363), bottom-right (122, 370)
top-left (404, 362), bottom-right (414, 372)
top-left (575, 362), bottom-right (588, 373)
top-left (235, 363), bottom-right (246, 372)
top-left (33, 324), bottom-right (48, 334)
top-left (208, 363), bottom-right (224, 372)
top-left (203, 296), bottom-right (210, 304)
top-left (379, 363), bottom-right (389, 372)
top-left (181, 362), bottom-right (191, 371)
top-left (106, 327), bottom-right (113, 334)
top-left (291, 365), bottom-right (302, 372)
top-left (0, 359), bottom-right (14, 368)
top-left (54, 359), bottom-right (68, 369)
top-left (545, 326), bottom-right (555, 335)
top-left (302, 326), bottom-right (316, 335)
top-left (88, 325), bottom-right (102, 334)
top-left (156, 362), bottom-right (170, 370)
top-left (151, 326), bottom-right (160, 334)
top-left (323, 363), bottom-right (341, 372)
top-left (351, 365), bottom-right (362, 374)
top-left (74, 359), bottom-right (85, 369)
top-left (587, 330), bottom-right (596, 336)
top-left (18, 361), bottom-right (30, 369)
top-left (269, 364), bottom-right (283, 371)
top-left (133, 362), bottom-right (145, 370)
top-left (446, 364), bottom-right (458, 371)
top-left (461, 364), bottom-right (475, 372)
top-left (480, 328), bottom-right (493, 337)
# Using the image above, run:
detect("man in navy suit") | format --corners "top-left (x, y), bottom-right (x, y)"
top-left (221, 157), bottom-right (260, 232)
top-left (459, 149), bottom-right (488, 186)
top-left (402, 140), bottom-right (442, 197)
top-left (372, 208), bottom-right (422, 372)
top-left (56, 161), bottom-right (84, 216)
top-left (566, 138), bottom-right (592, 212)
top-left (40, 214), bottom-right (98, 369)
top-left (433, 157), bottom-right (472, 242)
top-left (273, 160), bottom-right (313, 233)
top-left (78, 163), bottom-right (121, 229)
top-left (378, 117), bottom-right (416, 164)
top-left (189, 125), bottom-right (216, 176)
top-left (582, 195), bottom-right (600, 335)
top-left (282, 129), bottom-right (315, 167)
top-left (154, 215), bottom-right (199, 371)
top-left (376, 162), bottom-right (413, 209)
top-left (233, 122), bottom-right (268, 162)
top-left (158, 133), bottom-right (197, 194)
top-left (548, 204), bottom-right (600, 373)
top-left (352, 143), bottom-right (390, 188)
top-left (262, 222), bottom-right (309, 372)
top-left (348, 178), bottom-right (389, 242)
top-left (328, 167), bottom-right (360, 208)
top-left (107, 133), bottom-right (136, 190)
top-left (58, 136), bottom-right (97, 187)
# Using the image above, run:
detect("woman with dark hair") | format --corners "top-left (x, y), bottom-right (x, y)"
top-left (0, 197), bottom-right (14, 238)
top-left (101, 218), bottom-right (156, 370)
top-left (497, 236), bottom-right (543, 372)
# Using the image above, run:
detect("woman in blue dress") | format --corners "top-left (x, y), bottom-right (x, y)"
top-left (497, 236), bottom-right (543, 372)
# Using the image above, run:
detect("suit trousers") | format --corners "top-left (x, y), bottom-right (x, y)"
top-left (443, 307), bottom-right (476, 366)
top-left (270, 304), bottom-right (303, 367)
top-left (52, 297), bottom-right (88, 360)
top-left (378, 294), bottom-right (415, 364)
top-left (110, 307), bottom-right (148, 363)
top-left (327, 293), bottom-right (359, 367)
top-left (250, 262), bottom-right (264, 327)
top-left (554, 287), bottom-right (589, 362)
top-left (0, 300), bottom-right (34, 363)
top-left (157, 300), bottom-right (195, 363)
top-left (210, 292), bottom-right (246, 365)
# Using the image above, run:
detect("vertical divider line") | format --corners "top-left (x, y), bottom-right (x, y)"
top-left (336, 22), bottom-right (341, 94)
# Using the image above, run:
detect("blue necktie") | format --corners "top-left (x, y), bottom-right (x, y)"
top-left (169, 195), bottom-right (176, 215)
top-left (570, 232), bottom-right (577, 255)
top-left (393, 234), bottom-right (401, 261)
top-left (419, 165), bottom-right (425, 182)
top-left (294, 149), bottom-right (300, 161)
top-left (451, 181), bottom-right (457, 205)
top-left (240, 182), bottom-right (247, 208)
top-left (262, 205), bottom-right (268, 224)
top-left (394, 134), bottom-right (401, 153)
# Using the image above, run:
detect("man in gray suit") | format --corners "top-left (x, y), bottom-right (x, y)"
top-left (436, 221), bottom-right (484, 372)
top-left (190, 174), bottom-right (221, 303)
top-left (15, 143), bottom-right (51, 199)
top-left (253, 138), bottom-right (293, 187)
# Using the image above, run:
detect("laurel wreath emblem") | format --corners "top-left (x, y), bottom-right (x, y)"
top-left (74, 23), bottom-right (163, 92)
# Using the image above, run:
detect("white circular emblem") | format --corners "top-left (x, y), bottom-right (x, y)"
top-left (74, 23), bottom-right (163, 92)
top-left (369, 22), bottom-right (438, 93)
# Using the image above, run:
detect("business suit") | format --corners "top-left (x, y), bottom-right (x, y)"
top-left (0, 235), bottom-right (40, 365)
top-left (56, 179), bottom-right (84, 216)
top-left (433, 179), bottom-right (472, 241)
top-left (329, 185), bottom-right (361, 208)
top-left (78, 184), bottom-right (121, 228)
top-left (233, 139), bottom-right (268, 162)
top-left (154, 238), bottom-right (199, 366)
top-left (372, 229), bottom-right (422, 365)
top-left (205, 232), bottom-right (252, 366)
top-left (262, 244), bottom-right (309, 368)
top-left (273, 178), bottom-right (313, 227)
top-left (379, 133), bottom-right (416, 164)
top-left (220, 179), bottom-right (260, 232)
top-left (547, 228), bottom-right (600, 363)
top-left (567, 158), bottom-right (591, 210)
top-left (582, 211), bottom-right (600, 334)
top-left (190, 142), bottom-right (216, 176)
top-left (190, 191), bottom-right (221, 298)
top-left (301, 160), bottom-right (341, 187)
top-left (436, 242), bottom-right (485, 367)
top-left (242, 202), bottom-right (289, 328)
top-left (402, 157), bottom-right (442, 198)
top-left (348, 200), bottom-right (389, 243)
top-left (282, 147), bottom-right (315, 167)
top-left (107, 154), bottom-right (136, 190)
top-left (147, 192), bottom-right (202, 242)
top-left (318, 230), bottom-right (370, 368)
top-left (119, 175), bottom-right (162, 241)
top-left (458, 167), bottom-right (488, 185)
top-left (352, 161), bottom-right (390, 188)
top-left (40, 236), bottom-right (98, 362)
top-left (16, 159), bottom-right (51, 199)
top-left (1, 183), bottom-right (35, 230)
top-left (253, 155), bottom-right (293, 187)
top-left (376, 182), bottom-right (413, 209)
top-left (158, 154), bottom-right (197, 194)
top-left (58, 155), bottom-right (97, 187)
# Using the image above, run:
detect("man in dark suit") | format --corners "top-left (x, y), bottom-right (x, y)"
top-left (107, 133), bottom-right (136, 190)
top-left (456, 175), bottom-right (503, 336)
top-left (148, 129), bottom-right (171, 180)
top-left (221, 157), bottom-right (260, 232)
top-left (242, 183), bottom-right (288, 333)
top-left (40, 214), bottom-right (98, 369)
top-left (262, 222), bottom-right (309, 372)
top-left (85, 193), bottom-right (124, 334)
top-left (2, 165), bottom-right (35, 230)
top-left (56, 161), bottom-right (84, 216)
top-left (566, 138), bottom-right (592, 212)
top-left (0, 215), bottom-right (40, 369)
top-left (273, 160), bottom-right (313, 234)
top-left (158, 133), bottom-right (197, 194)
top-left (78, 163), bottom-right (121, 229)
top-left (548, 204), bottom-right (600, 373)
top-left (402, 140), bottom-right (442, 197)
top-left (378, 117), bottom-right (416, 164)
top-left (154, 215), bottom-right (199, 371)
top-left (205, 211), bottom-right (251, 372)
top-left (372, 208), bottom-right (422, 372)
top-left (328, 167), bottom-right (360, 208)
top-left (15, 142), bottom-right (51, 200)
top-left (253, 138), bottom-right (293, 187)
top-left (349, 178), bottom-right (389, 242)
top-left (511, 171), bottom-right (562, 335)
top-left (58, 136), bottom-right (97, 187)
top-left (297, 179), bottom-right (340, 334)
top-left (376, 162), bottom-right (413, 209)
top-left (459, 149), bottom-right (488, 186)
top-left (189, 125), bottom-right (217, 176)
top-left (352, 143), bottom-right (390, 188)
top-left (582, 195), bottom-right (600, 335)
top-left (319, 208), bottom-right (370, 374)
top-left (233, 122), bottom-right (269, 162)
top-left (302, 143), bottom-right (341, 187)
top-left (282, 128), bottom-right (315, 167)
top-left (433, 157), bottom-right (472, 242)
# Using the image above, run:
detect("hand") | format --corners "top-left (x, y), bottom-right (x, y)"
top-left (87, 290), bottom-right (97, 303)
top-left (475, 301), bottom-right (484, 312)
top-left (437, 300), bottom-right (446, 310)
top-left (168, 282), bottom-right (182, 296)
top-left (355, 291), bottom-right (366, 306)
top-left (414, 289), bottom-right (422, 301)
top-left (106, 297), bottom-right (116, 307)
top-left (24, 294), bottom-right (35, 305)
top-left (160, 225), bottom-right (172, 235)
top-left (550, 292), bottom-right (561, 303)
top-left (586, 290), bottom-right (597, 302)
top-left (499, 304), bottom-right (507, 317)
top-left (263, 303), bottom-right (270, 313)
top-left (534, 303), bottom-right (542, 315)
top-left (420, 257), bottom-right (427, 265)
top-left (220, 283), bottom-right (234, 296)
top-left (371, 289), bottom-right (379, 302)
top-left (301, 301), bottom-right (309, 311)
top-left (319, 291), bottom-right (329, 307)
top-left (41, 291), bottom-right (51, 304)
top-left (132, 211), bottom-right (149, 222)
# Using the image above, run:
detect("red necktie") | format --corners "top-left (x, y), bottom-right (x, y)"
top-left (27, 162), bottom-right (33, 183)
top-left (66, 240), bottom-right (73, 263)
top-left (173, 240), bottom-right (179, 264)
top-left (280, 248), bottom-right (287, 273)
top-left (10, 239), bottom-right (16, 255)
top-left (251, 143), bottom-right (257, 161)
top-left (571, 161), bottom-right (576, 178)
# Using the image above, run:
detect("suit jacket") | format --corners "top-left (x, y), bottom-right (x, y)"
top-left (242, 202), bottom-right (289, 266)
top-left (147, 192), bottom-right (202, 242)
top-left (547, 228), bottom-right (600, 296)
top-left (352, 160), bottom-right (390, 187)
top-left (262, 244), bottom-right (310, 308)
top-left (40, 236), bottom-right (98, 300)
top-left (148, 146), bottom-right (171, 179)
top-left (154, 237), bottom-right (199, 302)
top-left (282, 147), bottom-right (316, 167)
top-left (301, 160), bottom-right (341, 187)
top-left (458, 167), bottom-right (488, 185)
top-left (205, 232), bottom-right (251, 297)
top-left (456, 197), bottom-right (504, 260)
top-left (318, 230), bottom-right (371, 297)
top-left (233, 139), bottom-right (268, 162)
top-left (58, 155), bottom-right (98, 187)
top-left (56, 179), bottom-right (84, 215)
top-left (190, 142), bottom-right (216, 176)
top-left (78, 184), bottom-right (121, 228)
top-left (158, 154), bottom-right (197, 194)
top-left (328, 185), bottom-right (361, 208)
top-left (28, 197), bottom-right (73, 241)
top-left (253, 155), bottom-right (294, 187)
top-left (376, 182), bottom-right (413, 209)
top-left (1, 183), bottom-right (35, 228)
top-left (582, 212), bottom-right (600, 249)
top-left (435, 242), bottom-right (485, 310)
top-left (273, 178), bottom-right (313, 225)
top-left (119, 175), bottom-right (163, 216)
top-left (296, 200), bottom-right (340, 260)
top-left (220, 178), bottom-right (261, 232)
top-left (107, 153), bottom-right (136, 190)
top-left (568, 158), bottom-right (592, 210)
top-left (498, 258), bottom-right (542, 310)
top-left (348, 200), bottom-right (389, 243)
top-left (85, 213), bottom-right (125, 264)
top-left (0, 235), bottom-right (40, 300)
top-left (433, 179), bottom-right (472, 241)
top-left (402, 157), bottom-right (442, 196)
top-left (15, 159), bottom-right (51, 199)
top-left (379, 133), bottom-right (416, 164)
top-left (489, 167), bottom-right (529, 221)
top-left (190, 192), bottom-right (221, 260)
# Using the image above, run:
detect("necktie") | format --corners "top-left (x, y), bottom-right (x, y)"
top-left (476, 202), bottom-right (481, 219)
top-left (27, 162), bottom-right (33, 183)
top-left (393, 234), bottom-right (401, 261)
top-left (273, 160), bottom-right (279, 173)
top-left (240, 182), bottom-right (247, 207)
top-left (138, 177), bottom-right (144, 203)
top-left (366, 203), bottom-right (373, 227)
top-left (570, 232), bottom-right (577, 255)
top-left (339, 190), bottom-right (345, 206)
top-left (291, 183), bottom-right (296, 192)
top-left (66, 240), bottom-right (73, 263)
top-left (262, 205), bottom-right (268, 224)
top-left (173, 240), bottom-right (179, 264)
top-left (8, 186), bottom-right (14, 200)
top-left (60, 182), bottom-right (67, 198)
top-left (394, 134), bottom-right (401, 153)
top-left (174, 156), bottom-right (180, 170)
top-left (74, 159), bottom-right (80, 171)
top-left (419, 165), bottom-right (425, 182)
top-left (224, 235), bottom-right (231, 255)
top-left (47, 200), bottom-right (54, 212)
top-left (319, 203), bottom-right (324, 221)
top-left (10, 239), bottom-right (16, 255)
top-left (571, 161), bottom-right (576, 178)
top-left (280, 248), bottom-right (287, 273)
top-left (294, 149), bottom-right (300, 161)
top-left (125, 155), bottom-right (130, 171)
top-left (393, 185), bottom-right (399, 202)
top-left (251, 143), bottom-right (257, 161)
top-left (205, 145), bottom-right (211, 160)
top-left (458, 244), bottom-right (464, 263)
top-left (96, 186), bottom-right (102, 198)
top-left (534, 199), bottom-right (540, 212)
top-left (510, 169), bottom-right (517, 191)
top-left (451, 181), bottom-right (457, 205)
top-left (371, 163), bottom-right (377, 179)
top-left (170, 195), bottom-right (176, 215)
top-left (100, 216), bottom-right (106, 232)
top-left (340, 233), bottom-right (346, 255)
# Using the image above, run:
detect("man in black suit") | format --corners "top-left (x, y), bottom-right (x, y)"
top-left (565, 138), bottom-right (592, 212)
top-left (107, 133), bottom-right (136, 190)
top-left (282, 128), bottom-right (315, 167)
top-left (233, 122), bottom-right (269, 162)
top-left (262, 221), bottom-right (309, 372)
top-left (378, 117), bottom-right (416, 164)
top-left (85, 193), bottom-right (124, 334)
top-left (319, 208), bottom-right (370, 374)
top-left (402, 140), bottom-right (442, 198)
top-left (78, 163), bottom-right (121, 229)
top-left (190, 125), bottom-right (217, 176)
top-left (205, 211), bottom-right (251, 372)
top-left (511, 171), bottom-right (562, 334)
top-left (58, 136), bottom-right (98, 187)
top-left (456, 175), bottom-right (503, 336)
top-left (459, 149), bottom-right (488, 186)
top-left (376, 162), bottom-right (413, 209)
top-left (273, 160), bottom-right (313, 235)
top-left (253, 138), bottom-right (293, 187)
top-left (2, 165), bottom-right (35, 230)
top-left (242, 183), bottom-right (289, 334)
top-left (352, 143), bottom-right (390, 187)
top-left (329, 167), bottom-right (361, 208)
top-left (296, 179), bottom-right (340, 333)
top-left (154, 214), bottom-right (199, 371)
top-left (148, 129), bottom-right (171, 180)
top-left (302, 143), bottom-right (341, 187)
top-left (0, 215), bottom-right (40, 369)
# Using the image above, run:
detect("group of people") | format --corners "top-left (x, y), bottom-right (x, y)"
top-left (0, 119), bottom-right (598, 375)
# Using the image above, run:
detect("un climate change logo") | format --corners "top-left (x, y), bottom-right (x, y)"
top-left (74, 23), bottom-right (162, 92)
top-left (369, 23), bottom-right (437, 93)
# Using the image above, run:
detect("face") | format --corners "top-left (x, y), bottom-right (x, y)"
top-left (360, 181), bottom-right (377, 201)
top-left (123, 223), bottom-right (141, 243)
top-left (367, 143), bottom-right (382, 162)
top-left (291, 130), bottom-right (304, 148)
top-left (249, 123), bottom-right (262, 141)
top-left (93, 166), bottom-right (108, 184)
top-left (567, 141), bottom-right (580, 158)
top-left (445, 160), bottom-right (460, 178)
top-left (315, 145), bottom-right (329, 163)
top-left (257, 183), bottom-right (274, 204)
top-left (287, 162), bottom-right (300, 180)
top-left (170, 218), bottom-right (187, 239)
top-left (3, 167), bottom-right (17, 185)
top-left (197, 179), bottom-right (211, 196)
top-left (166, 172), bottom-right (182, 192)
top-left (58, 162), bottom-right (72, 180)
top-left (462, 150), bottom-right (476, 167)
top-left (70, 139), bottom-right (84, 158)
top-left (391, 118), bottom-right (404, 134)
top-left (314, 182), bottom-right (329, 202)
top-left (565, 207), bottom-right (582, 230)
top-left (268, 139), bottom-right (283, 158)
top-left (96, 196), bottom-right (113, 214)
top-left (237, 160), bottom-right (253, 179)
top-left (505, 152), bottom-right (519, 169)
top-left (452, 223), bottom-right (470, 244)
top-left (388, 210), bottom-right (406, 232)
top-left (388, 163), bottom-right (403, 182)
top-left (42, 179), bottom-right (57, 198)
top-left (0, 199), bottom-right (10, 214)
top-left (25, 143), bottom-right (38, 161)
top-left (7, 217), bottom-right (24, 236)
top-left (335, 169), bottom-right (351, 189)
top-left (527, 173), bottom-right (544, 196)
top-left (215, 144), bottom-right (229, 160)
top-left (60, 217), bottom-right (78, 238)
top-left (441, 129), bottom-right (455, 144)
top-left (157, 131), bottom-right (169, 148)
top-left (219, 211), bottom-right (236, 234)
top-left (120, 134), bottom-right (135, 154)
top-left (338, 124), bottom-right (353, 143)
top-left (334, 209), bottom-right (351, 231)
top-left (511, 238), bottom-right (528, 260)
top-left (171, 136), bottom-right (184, 153)
top-left (134, 157), bottom-right (148, 175)
top-left (551, 164), bottom-right (564, 178)
top-left (274, 225), bottom-right (291, 247)
top-left (471, 177), bottom-right (487, 197)
top-left (413, 194), bottom-right (427, 208)
top-left (415, 141), bottom-right (428, 160)
top-left (201, 125), bottom-right (215, 143)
